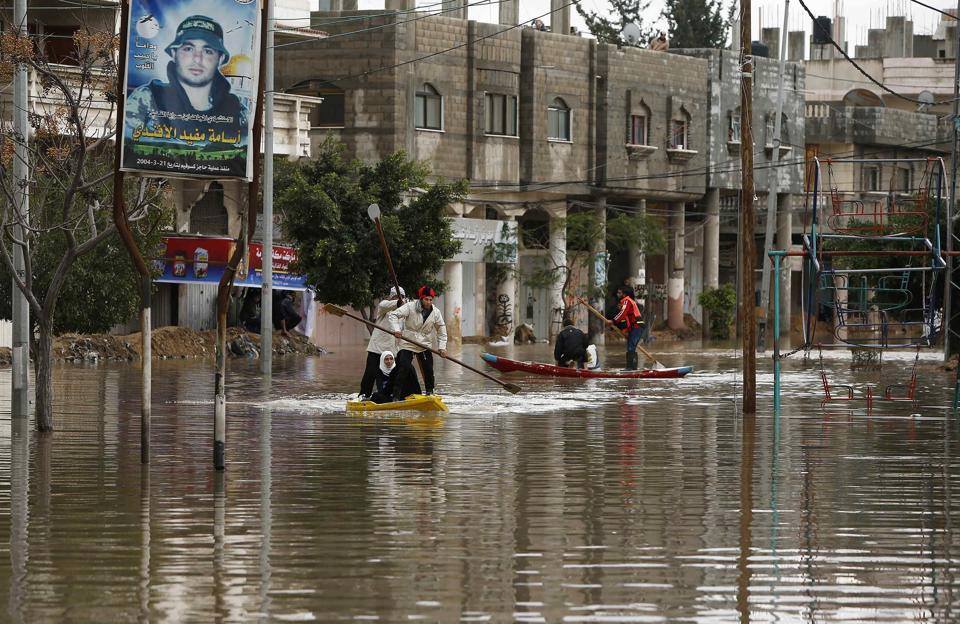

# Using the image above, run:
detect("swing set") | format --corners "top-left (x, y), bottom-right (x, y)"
top-left (769, 156), bottom-right (948, 412)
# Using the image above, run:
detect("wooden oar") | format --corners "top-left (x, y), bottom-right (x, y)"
top-left (575, 296), bottom-right (666, 370)
top-left (323, 303), bottom-right (522, 394)
top-left (367, 203), bottom-right (404, 303)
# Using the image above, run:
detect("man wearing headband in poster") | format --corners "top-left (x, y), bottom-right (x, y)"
top-left (124, 15), bottom-right (248, 175)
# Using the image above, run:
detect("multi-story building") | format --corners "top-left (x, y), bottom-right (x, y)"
top-left (278, 1), bottom-right (806, 344)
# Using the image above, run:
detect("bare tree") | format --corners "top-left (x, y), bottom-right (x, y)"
top-left (0, 25), bottom-right (164, 431)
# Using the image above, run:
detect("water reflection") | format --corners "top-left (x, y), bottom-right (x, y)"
top-left (0, 345), bottom-right (959, 621)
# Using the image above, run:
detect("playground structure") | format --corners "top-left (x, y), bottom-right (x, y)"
top-left (770, 157), bottom-right (950, 411)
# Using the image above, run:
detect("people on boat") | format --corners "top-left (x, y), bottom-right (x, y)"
top-left (554, 315), bottom-right (589, 368)
top-left (369, 351), bottom-right (398, 404)
top-left (388, 285), bottom-right (448, 396)
top-left (610, 286), bottom-right (643, 370)
top-left (585, 344), bottom-right (601, 370)
top-left (359, 286), bottom-right (405, 399)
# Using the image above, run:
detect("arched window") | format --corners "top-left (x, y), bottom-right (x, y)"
top-left (669, 107), bottom-right (690, 150)
top-left (629, 100), bottom-right (651, 146)
top-left (415, 83), bottom-right (442, 130)
top-left (547, 97), bottom-right (571, 141)
top-left (314, 81), bottom-right (345, 128)
top-left (728, 107), bottom-right (741, 143)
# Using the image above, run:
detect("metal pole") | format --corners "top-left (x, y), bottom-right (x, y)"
top-left (261, 0), bottom-right (275, 373)
top-left (11, 0), bottom-right (30, 419)
top-left (773, 252), bottom-right (782, 412)
top-left (945, 0), bottom-right (960, 361)
top-left (740, 0), bottom-right (757, 414)
top-left (759, 0), bottom-right (791, 352)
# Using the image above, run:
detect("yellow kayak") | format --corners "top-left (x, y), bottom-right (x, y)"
top-left (346, 394), bottom-right (449, 412)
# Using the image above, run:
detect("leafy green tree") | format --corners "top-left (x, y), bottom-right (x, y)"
top-left (661, 0), bottom-right (731, 49)
top-left (0, 209), bottom-right (170, 334)
top-left (699, 284), bottom-right (737, 339)
top-left (574, 0), bottom-right (654, 46)
top-left (278, 140), bottom-right (464, 322)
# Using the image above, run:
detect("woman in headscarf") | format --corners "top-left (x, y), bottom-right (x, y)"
top-left (370, 350), bottom-right (398, 404)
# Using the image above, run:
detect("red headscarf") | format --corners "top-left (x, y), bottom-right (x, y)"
top-left (417, 286), bottom-right (437, 299)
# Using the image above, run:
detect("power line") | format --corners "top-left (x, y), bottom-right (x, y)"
top-left (798, 0), bottom-right (960, 105)
top-left (907, 0), bottom-right (958, 20)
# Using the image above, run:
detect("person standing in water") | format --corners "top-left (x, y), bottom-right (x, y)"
top-left (359, 286), bottom-right (405, 399)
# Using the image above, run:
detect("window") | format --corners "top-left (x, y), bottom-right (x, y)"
top-left (415, 83), bottom-right (442, 130)
top-left (729, 108), bottom-right (741, 142)
top-left (314, 82), bottom-right (345, 128)
top-left (764, 113), bottom-right (790, 146)
top-left (896, 166), bottom-right (912, 193)
top-left (629, 114), bottom-right (648, 145)
top-left (864, 166), bottom-right (881, 192)
top-left (485, 93), bottom-right (518, 136)
top-left (547, 97), bottom-right (571, 141)
top-left (669, 119), bottom-right (688, 149)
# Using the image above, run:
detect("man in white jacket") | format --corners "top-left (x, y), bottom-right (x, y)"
top-left (388, 285), bottom-right (447, 396)
top-left (358, 286), bottom-right (405, 398)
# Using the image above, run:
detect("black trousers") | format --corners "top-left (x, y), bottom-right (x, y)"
top-left (394, 349), bottom-right (435, 397)
top-left (359, 351), bottom-right (381, 397)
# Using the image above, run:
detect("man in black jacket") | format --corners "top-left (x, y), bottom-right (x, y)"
top-left (554, 315), bottom-right (589, 368)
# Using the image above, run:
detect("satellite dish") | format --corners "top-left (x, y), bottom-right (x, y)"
top-left (367, 203), bottom-right (381, 220)
top-left (623, 22), bottom-right (642, 46)
top-left (917, 90), bottom-right (935, 112)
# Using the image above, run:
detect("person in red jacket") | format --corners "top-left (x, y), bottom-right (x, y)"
top-left (609, 286), bottom-right (643, 370)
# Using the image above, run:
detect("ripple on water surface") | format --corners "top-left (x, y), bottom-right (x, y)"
top-left (0, 343), bottom-right (959, 622)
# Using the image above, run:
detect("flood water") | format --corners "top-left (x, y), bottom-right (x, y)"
top-left (0, 342), bottom-right (959, 622)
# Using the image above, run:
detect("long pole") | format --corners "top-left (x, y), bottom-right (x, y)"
top-left (946, 0), bottom-right (960, 361)
top-left (215, 1), bottom-right (268, 470)
top-left (759, 0), bottom-right (791, 352)
top-left (740, 0), bottom-right (757, 413)
top-left (113, 0), bottom-right (153, 464)
top-left (574, 296), bottom-right (665, 369)
top-left (261, 0), bottom-right (275, 374)
top-left (11, 0), bottom-right (30, 419)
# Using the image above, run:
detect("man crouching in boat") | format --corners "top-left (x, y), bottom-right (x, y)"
top-left (359, 286), bottom-right (405, 399)
top-left (554, 315), bottom-right (589, 368)
top-left (388, 286), bottom-right (448, 397)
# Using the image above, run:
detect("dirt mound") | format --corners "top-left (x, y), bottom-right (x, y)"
top-left (49, 327), bottom-right (325, 363)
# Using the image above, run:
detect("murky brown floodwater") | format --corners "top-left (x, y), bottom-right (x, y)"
top-left (0, 342), bottom-right (958, 622)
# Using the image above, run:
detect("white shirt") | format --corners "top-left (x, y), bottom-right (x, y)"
top-left (387, 300), bottom-right (447, 353)
top-left (366, 299), bottom-right (400, 354)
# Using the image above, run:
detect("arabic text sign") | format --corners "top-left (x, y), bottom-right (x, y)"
top-left (449, 217), bottom-right (518, 263)
top-left (154, 236), bottom-right (306, 290)
top-left (120, 0), bottom-right (262, 180)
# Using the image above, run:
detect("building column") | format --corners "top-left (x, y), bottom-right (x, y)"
top-left (668, 202), bottom-right (686, 330)
top-left (444, 261), bottom-right (463, 349)
top-left (588, 197), bottom-right (607, 345)
top-left (499, 0), bottom-right (519, 25)
top-left (628, 199), bottom-right (647, 291)
top-left (550, 0), bottom-right (571, 35)
top-left (549, 204), bottom-right (567, 340)
top-left (442, 0), bottom-right (466, 19)
top-left (474, 261), bottom-right (486, 335)
top-left (702, 189), bottom-right (720, 339)
top-left (776, 193), bottom-right (793, 337)
top-left (495, 215), bottom-right (518, 340)
top-left (386, 0), bottom-right (415, 9)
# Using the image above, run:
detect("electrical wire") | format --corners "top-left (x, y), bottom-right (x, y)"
top-left (797, 0), bottom-right (960, 105)
top-left (907, 0), bottom-right (958, 21)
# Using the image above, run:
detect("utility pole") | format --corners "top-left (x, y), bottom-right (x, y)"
top-left (739, 0), bottom-right (757, 413)
top-left (945, 0), bottom-right (960, 361)
top-left (11, 0), bottom-right (30, 420)
top-left (261, 0), bottom-right (275, 373)
top-left (759, 0), bottom-right (791, 352)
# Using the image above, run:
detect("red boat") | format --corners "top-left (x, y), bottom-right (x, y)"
top-left (481, 353), bottom-right (693, 379)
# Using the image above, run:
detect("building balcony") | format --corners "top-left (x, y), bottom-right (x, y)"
top-left (805, 104), bottom-right (942, 149)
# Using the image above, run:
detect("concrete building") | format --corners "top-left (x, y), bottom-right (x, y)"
top-left (277, 3), bottom-right (808, 345)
